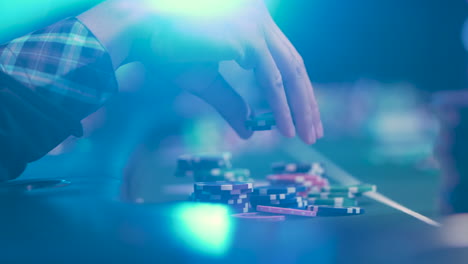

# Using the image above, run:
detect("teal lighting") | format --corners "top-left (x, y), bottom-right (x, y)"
top-left (171, 203), bottom-right (233, 256)
top-left (0, 0), bottom-right (102, 43)
top-left (149, 0), bottom-right (247, 18)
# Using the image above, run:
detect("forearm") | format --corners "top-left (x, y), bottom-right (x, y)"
top-left (76, 0), bottom-right (145, 70)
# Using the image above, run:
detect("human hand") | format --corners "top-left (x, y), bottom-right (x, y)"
top-left (80, 0), bottom-right (323, 144)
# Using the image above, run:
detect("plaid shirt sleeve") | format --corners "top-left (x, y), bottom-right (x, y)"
top-left (0, 17), bottom-right (118, 118)
top-left (0, 17), bottom-right (119, 180)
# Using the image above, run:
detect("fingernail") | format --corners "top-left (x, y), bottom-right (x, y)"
top-left (316, 122), bottom-right (324, 138)
top-left (306, 128), bottom-right (316, 144)
top-left (277, 115), bottom-right (295, 138)
top-left (286, 125), bottom-right (295, 138)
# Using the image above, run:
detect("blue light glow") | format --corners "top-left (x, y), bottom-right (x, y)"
top-left (171, 203), bottom-right (233, 256)
top-left (148, 0), bottom-right (248, 18)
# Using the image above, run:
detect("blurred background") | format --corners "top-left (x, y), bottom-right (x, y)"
top-left (2, 0), bottom-right (467, 217)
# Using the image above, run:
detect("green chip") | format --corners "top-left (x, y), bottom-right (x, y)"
top-left (307, 191), bottom-right (356, 199)
top-left (321, 184), bottom-right (376, 194)
top-left (245, 112), bottom-right (276, 129)
top-left (306, 197), bottom-right (357, 207)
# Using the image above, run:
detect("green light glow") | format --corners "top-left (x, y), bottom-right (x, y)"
top-left (172, 203), bottom-right (233, 256)
top-left (149, 0), bottom-right (247, 18)
top-left (184, 117), bottom-right (223, 152)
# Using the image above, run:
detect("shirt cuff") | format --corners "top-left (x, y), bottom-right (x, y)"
top-left (0, 17), bottom-right (118, 119)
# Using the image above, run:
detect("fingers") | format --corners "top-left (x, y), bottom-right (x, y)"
top-left (250, 42), bottom-right (295, 137)
top-left (263, 26), bottom-right (316, 144)
top-left (306, 73), bottom-right (324, 138)
top-left (174, 63), bottom-right (253, 139)
top-left (199, 74), bottom-right (254, 139)
top-left (266, 18), bottom-right (324, 141)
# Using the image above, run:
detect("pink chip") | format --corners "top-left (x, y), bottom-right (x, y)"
top-left (256, 205), bottom-right (317, 217)
top-left (231, 212), bottom-right (286, 221)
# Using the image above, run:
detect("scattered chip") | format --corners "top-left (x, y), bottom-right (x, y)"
top-left (231, 212), bottom-right (286, 221)
top-left (256, 205), bottom-right (317, 217)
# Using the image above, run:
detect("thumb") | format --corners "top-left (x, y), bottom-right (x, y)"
top-left (174, 63), bottom-right (253, 139)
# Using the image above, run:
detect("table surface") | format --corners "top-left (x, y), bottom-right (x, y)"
top-left (2, 138), bottom-right (464, 264)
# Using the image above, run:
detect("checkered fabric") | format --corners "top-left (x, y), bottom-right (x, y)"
top-left (0, 17), bottom-right (118, 117)
top-left (0, 17), bottom-right (119, 181)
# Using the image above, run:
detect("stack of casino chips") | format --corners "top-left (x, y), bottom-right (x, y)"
top-left (250, 185), bottom-right (309, 209)
top-left (306, 183), bottom-right (377, 207)
top-left (267, 162), bottom-right (330, 196)
top-left (268, 162), bottom-right (377, 208)
top-left (190, 181), bottom-right (253, 213)
top-left (175, 153), bottom-right (253, 182)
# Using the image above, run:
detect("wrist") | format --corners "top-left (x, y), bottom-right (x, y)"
top-left (77, 0), bottom-right (149, 69)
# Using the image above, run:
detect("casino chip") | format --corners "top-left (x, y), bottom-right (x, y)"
top-left (253, 185), bottom-right (307, 195)
top-left (179, 153), bottom-right (373, 220)
top-left (176, 153), bottom-right (254, 182)
top-left (266, 173), bottom-right (323, 184)
top-left (231, 212), bottom-right (286, 222)
top-left (192, 192), bottom-right (248, 201)
top-left (307, 191), bottom-right (357, 199)
top-left (253, 196), bottom-right (303, 205)
top-left (179, 168), bottom-right (249, 178)
top-left (263, 199), bottom-right (308, 209)
top-left (190, 181), bottom-right (253, 213)
top-left (307, 205), bottom-right (365, 216)
top-left (195, 181), bottom-right (253, 192)
top-left (271, 162), bottom-right (325, 175)
top-left (191, 194), bottom-right (249, 205)
top-left (306, 197), bottom-right (357, 207)
top-left (266, 172), bottom-right (329, 197)
top-left (176, 152), bottom-right (232, 175)
top-left (249, 193), bottom-right (297, 201)
top-left (245, 112), bottom-right (276, 131)
top-left (256, 205), bottom-right (317, 217)
top-left (322, 184), bottom-right (377, 194)
top-left (230, 204), bottom-right (251, 214)
top-left (185, 168), bottom-right (252, 182)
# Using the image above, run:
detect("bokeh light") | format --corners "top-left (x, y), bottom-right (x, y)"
top-left (171, 203), bottom-right (233, 256)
